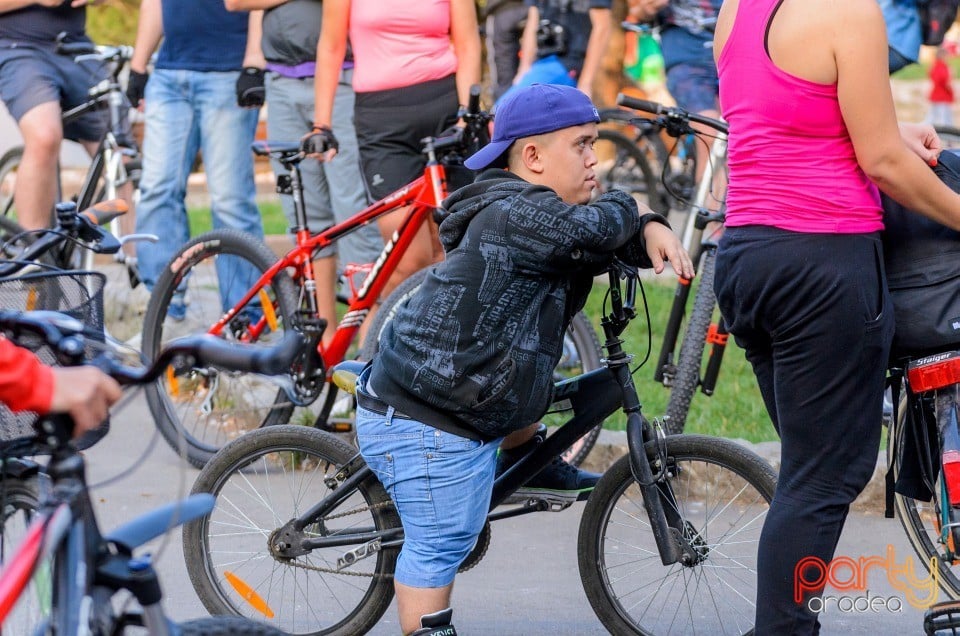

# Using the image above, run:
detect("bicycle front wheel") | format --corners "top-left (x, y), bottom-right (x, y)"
top-left (177, 615), bottom-right (288, 635)
top-left (578, 434), bottom-right (775, 635)
top-left (141, 228), bottom-right (300, 469)
top-left (183, 425), bottom-right (400, 636)
top-left (664, 248), bottom-right (718, 434)
top-left (1, 475), bottom-right (44, 636)
top-left (360, 267), bottom-right (604, 466)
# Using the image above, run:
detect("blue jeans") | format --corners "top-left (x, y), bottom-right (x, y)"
top-left (355, 400), bottom-right (501, 588)
top-left (136, 68), bottom-right (264, 311)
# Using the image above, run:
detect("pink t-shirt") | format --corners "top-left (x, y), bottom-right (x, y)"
top-left (349, 0), bottom-right (459, 93)
top-left (717, 0), bottom-right (882, 233)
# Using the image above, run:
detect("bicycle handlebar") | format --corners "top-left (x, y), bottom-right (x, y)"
top-left (616, 93), bottom-right (728, 135)
top-left (0, 310), bottom-right (305, 385)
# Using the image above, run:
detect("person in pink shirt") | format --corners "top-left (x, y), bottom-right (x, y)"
top-left (304, 0), bottom-right (481, 301)
top-left (713, 0), bottom-right (960, 632)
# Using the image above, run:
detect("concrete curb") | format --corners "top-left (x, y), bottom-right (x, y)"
top-left (579, 430), bottom-right (889, 513)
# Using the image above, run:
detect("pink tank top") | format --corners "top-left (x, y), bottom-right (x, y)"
top-left (349, 0), bottom-right (459, 93)
top-left (717, 0), bottom-right (882, 233)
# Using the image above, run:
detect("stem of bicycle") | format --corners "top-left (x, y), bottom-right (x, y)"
top-left (680, 133), bottom-right (727, 252)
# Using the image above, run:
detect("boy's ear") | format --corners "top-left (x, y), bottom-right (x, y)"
top-left (519, 140), bottom-right (545, 174)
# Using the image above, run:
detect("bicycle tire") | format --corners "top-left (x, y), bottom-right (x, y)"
top-left (935, 125), bottom-right (960, 151)
top-left (183, 425), bottom-right (400, 636)
top-left (578, 433), bottom-right (776, 635)
top-left (595, 129), bottom-right (668, 214)
top-left (176, 615), bottom-right (289, 635)
top-left (0, 147), bottom-right (23, 220)
top-left (359, 267), bottom-right (605, 466)
top-left (1, 475), bottom-right (44, 636)
top-left (891, 391), bottom-right (960, 600)
top-left (141, 229), bottom-right (300, 469)
top-left (664, 248), bottom-right (718, 435)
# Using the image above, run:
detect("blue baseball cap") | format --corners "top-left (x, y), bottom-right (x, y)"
top-left (464, 83), bottom-right (601, 171)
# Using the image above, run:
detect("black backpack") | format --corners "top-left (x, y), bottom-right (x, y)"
top-left (918, 0), bottom-right (960, 46)
top-left (881, 148), bottom-right (960, 355)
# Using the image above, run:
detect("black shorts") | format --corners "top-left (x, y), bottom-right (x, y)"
top-left (353, 75), bottom-right (460, 201)
top-left (0, 38), bottom-right (114, 142)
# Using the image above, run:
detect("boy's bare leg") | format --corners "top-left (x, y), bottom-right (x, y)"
top-left (396, 582), bottom-right (453, 635)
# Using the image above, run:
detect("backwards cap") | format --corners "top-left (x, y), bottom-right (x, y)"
top-left (464, 83), bottom-right (600, 171)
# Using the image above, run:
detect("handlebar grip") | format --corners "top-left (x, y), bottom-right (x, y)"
top-left (80, 199), bottom-right (129, 227)
top-left (616, 94), bottom-right (665, 116)
top-left (56, 41), bottom-right (97, 57)
top-left (467, 84), bottom-right (481, 115)
top-left (190, 330), bottom-right (304, 376)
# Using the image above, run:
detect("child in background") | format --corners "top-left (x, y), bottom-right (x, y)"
top-left (929, 46), bottom-right (955, 127)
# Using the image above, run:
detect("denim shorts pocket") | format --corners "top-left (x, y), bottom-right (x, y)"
top-left (429, 428), bottom-right (485, 457)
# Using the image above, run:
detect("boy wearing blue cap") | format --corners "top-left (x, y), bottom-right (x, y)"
top-left (355, 83), bottom-right (692, 635)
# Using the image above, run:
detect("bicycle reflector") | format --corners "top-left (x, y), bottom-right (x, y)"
top-left (908, 351), bottom-right (960, 393)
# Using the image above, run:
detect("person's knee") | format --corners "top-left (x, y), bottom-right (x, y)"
top-left (19, 107), bottom-right (63, 159)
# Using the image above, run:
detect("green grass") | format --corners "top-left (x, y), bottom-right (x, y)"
top-left (579, 276), bottom-right (776, 443)
top-left (187, 200), bottom-right (288, 236)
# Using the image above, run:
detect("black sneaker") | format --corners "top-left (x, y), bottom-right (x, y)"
top-left (518, 454), bottom-right (600, 500)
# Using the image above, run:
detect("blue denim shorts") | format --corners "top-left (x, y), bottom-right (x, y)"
top-left (355, 403), bottom-right (501, 588)
top-left (666, 61), bottom-right (720, 115)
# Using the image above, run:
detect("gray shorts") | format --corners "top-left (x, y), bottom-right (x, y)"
top-left (0, 39), bottom-right (110, 142)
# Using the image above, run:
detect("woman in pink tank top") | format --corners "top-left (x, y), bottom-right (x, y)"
top-left (713, 0), bottom-right (960, 633)
top-left (308, 0), bottom-right (481, 301)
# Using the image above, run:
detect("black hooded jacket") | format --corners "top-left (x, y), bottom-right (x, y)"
top-left (367, 169), bottom-right (669, 439)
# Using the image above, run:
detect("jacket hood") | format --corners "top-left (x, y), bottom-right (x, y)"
top-left (439, 170), bottom-right (531, 251)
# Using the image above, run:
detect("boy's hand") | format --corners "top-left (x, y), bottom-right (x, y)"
top-left (643, 222), bottom-right (694, 279)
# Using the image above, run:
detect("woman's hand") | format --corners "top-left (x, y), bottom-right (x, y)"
top-left (899, 122), bottom-right (942, 166)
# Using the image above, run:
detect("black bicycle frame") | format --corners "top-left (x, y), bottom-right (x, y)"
top-left (291, 267), bottom-right (686, 567)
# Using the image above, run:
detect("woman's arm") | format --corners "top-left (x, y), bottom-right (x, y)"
top-left (835, 0), bottom-right (960, 230)
top-left (313, 0), bottom-right (350, 131)
top-left (450, 0), bottom-right (482, 107)
top-left (578, 6), bottom-right (612, 97)
top-left (515, 5), bottom-right (539, 83)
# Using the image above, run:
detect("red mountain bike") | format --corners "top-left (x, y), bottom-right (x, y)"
top-left (139, 90), bottom-right (603, 468)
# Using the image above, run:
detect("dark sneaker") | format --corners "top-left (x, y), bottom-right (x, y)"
top-left (517, 455), bottom-right (600, 500)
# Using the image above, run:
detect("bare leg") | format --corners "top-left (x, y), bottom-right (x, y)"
top-left (312, 254), bottom-right (338, 348)
top-left (16, 102), bottom-right (63, 230)
top-left (396, 581), bottom-right (454, 635)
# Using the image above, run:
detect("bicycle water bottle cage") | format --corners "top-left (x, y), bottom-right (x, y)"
top-left (907, 350), bottom-right (960, 393)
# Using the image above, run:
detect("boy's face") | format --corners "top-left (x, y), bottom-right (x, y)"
top-left (537, 123), bottom-right (600, 205)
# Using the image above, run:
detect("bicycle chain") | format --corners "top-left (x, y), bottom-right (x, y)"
top-left (281, 499), bottom-right (396, 579)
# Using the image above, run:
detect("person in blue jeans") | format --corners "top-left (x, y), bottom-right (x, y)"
top-left (355, 84), bottom-right (692, 635)
top-left (127, 0), bottom-right (263, 320)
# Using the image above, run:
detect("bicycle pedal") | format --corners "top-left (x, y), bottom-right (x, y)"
top-left (321, 418), bottom-right (354, 433)
top-left (924, 600), bottom-right (960, 635)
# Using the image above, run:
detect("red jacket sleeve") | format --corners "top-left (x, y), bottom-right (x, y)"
top-left (0, 337), bottom-right (54, 413)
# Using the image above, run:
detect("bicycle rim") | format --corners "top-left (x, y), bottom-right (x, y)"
top-left (579, 435), bottom-right (775, 635)
top-left (184, 426), bottom-right (399, 636)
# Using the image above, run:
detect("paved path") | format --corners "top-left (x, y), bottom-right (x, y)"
top-left (80, 389), bottom-right (934, 635)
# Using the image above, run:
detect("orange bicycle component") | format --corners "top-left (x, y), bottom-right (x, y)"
top-left (223, 571), bottom-right (275, 619)
top-left (258, 289), bottom-right (278, 332)
top-left (706, 323), bottom-right (728, 346)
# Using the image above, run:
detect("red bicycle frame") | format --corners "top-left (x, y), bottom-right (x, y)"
top-left (203, 159), bottom-right (451, 370)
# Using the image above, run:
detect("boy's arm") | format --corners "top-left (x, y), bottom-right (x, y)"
top-left (578, 6), bottom-right (612, 97)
